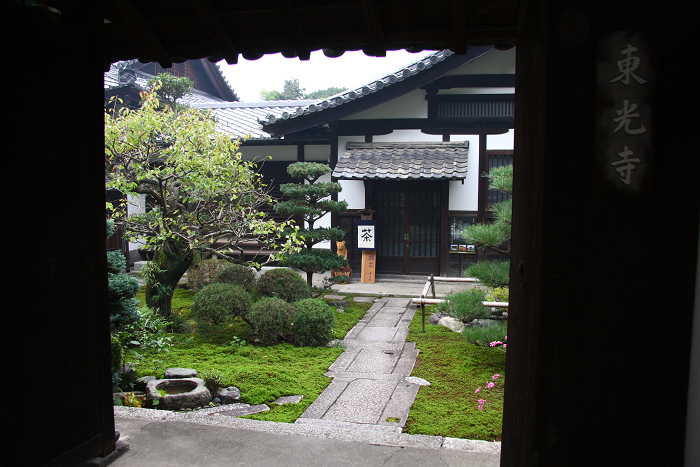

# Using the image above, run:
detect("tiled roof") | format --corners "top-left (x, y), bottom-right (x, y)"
top-left (257, 49), bottom-right (458, 127)
top-left (190, 100), bottom-right (318, 139)
top-left (104, 60), bottom-right (233, 106)
top-left (333, 142), bottom-right (469, 180)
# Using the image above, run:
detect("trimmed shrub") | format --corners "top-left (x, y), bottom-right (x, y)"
top-left (247, 297), bottom-right (295, 344)
top-left (107, 250), bottom-right (127, 274)
top-left (107, 252), bottom-right (140, 328)
top-left (257, 268), bottom-right (311, 303)
top-left (464, 260), bottom-right (510, 288)
top-left (215, 264), bottom-right (256, 293)
top-left (187, 258), bottom-right (231, 291)
top-left (191, 283), bottom-right (252, 327)
top-left (292, 298), bottom-right (335, 347)
top-left (437, 288), bottom-right (490, 323)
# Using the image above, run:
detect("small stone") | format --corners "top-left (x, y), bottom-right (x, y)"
top-left (213, 397), bottom-right (221, 403)
top-left (324, 294), bottom-right (345, 300)
top-left (438, 316), bottom-right (465, 333)
top-left (327, 300), bottom-right (349, 308)
top-left (428, 313), bottom-right (449, 325)
top-left (217, 386), bottom-right (241, 404)
top-left (133, 375), bottom-right (156, 391)
top-left (336, 308), bottom-right (345, 313)
top-left (164, 368), bottom-right (198, 379)
top-left (405, 376), bottom-right (431, 386)
top-left (273, 395), bottom-right (303, 405)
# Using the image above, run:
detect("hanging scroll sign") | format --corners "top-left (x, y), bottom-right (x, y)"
top-left (357, 219), bottom-right (377, 283)
top-left (595, 31), bottom-right (658, 196)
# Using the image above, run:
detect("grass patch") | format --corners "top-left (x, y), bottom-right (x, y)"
top-left (404, 306), bottom-right (506, 441)
top-left (132, 288), bottom-right (369, 423)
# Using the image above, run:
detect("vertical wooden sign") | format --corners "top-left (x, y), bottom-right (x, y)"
top-left (361, 250), bottom-right (376, 283)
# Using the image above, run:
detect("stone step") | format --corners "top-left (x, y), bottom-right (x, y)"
top-left (294, 417), bottom-right (403, 434)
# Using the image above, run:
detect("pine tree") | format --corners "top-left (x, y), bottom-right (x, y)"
top-left (275, 162), bottom-right (348, 287)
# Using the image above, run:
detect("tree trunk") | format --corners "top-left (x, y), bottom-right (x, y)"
top-left (145, 239), bottom-right (194, 321)
top-left (306, 269), bottom-right (313, 288)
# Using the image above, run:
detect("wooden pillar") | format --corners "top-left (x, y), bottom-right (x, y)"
top-left (476, 134), bottom-right (489, 263)
top-left (502, 1), bottom-right (699, 465)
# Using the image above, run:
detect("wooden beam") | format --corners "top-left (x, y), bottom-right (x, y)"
top-left (336, 117), bottom-right (514, 135)
top-left (273, 0), bottom-right (311, 60)
top-left (451, 0), bottom-right (468, 55)
top-left (188, 0), bottom-right (239, 64)
top-left (360, 0), bottom-right (386, 57)
top-left (421, 74), bottom-right (516, 89)
top-left (114, 0), bottom-right (171, 68)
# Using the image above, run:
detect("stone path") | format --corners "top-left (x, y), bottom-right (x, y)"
top-left (295, 297), bottom-right (424, 434)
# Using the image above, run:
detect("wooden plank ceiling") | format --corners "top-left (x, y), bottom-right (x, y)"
top-left (41, 1), bottom-right (518, 69)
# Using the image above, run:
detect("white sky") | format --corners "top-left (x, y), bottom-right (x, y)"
top-left (218, 49), bottom-right (433, 102)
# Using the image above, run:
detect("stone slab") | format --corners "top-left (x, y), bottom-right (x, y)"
top-left (367, 313), bottom-right (401, 328)
top-left (385, 298), bottom-right (412, 307)
top-left (323, 294), bottom-right (346, 300)
top-left (217, 404), bottom-right (270, 417)
top-left (299, 380), bottom-right (349, 419)
top-left (392, 349), bottom-right (419, 377)
top-left (327, 349), bottom-right (360, 372)
top-left (355, 326), bottom-right (398, 342)
top-left (379, 306), bottom-right (409, 314)
top-left (353, 296), bottom-right (376, 303)
top-left (325, 371), bottom-right (407, 382)
top-left (294, 417), bottom-right (402, 434)
top-left (322, 379), bottom-right (398, 424)
top-left (378, 381), bottom-right (421, 428)
top-left (274, 395), bottom-right (303, 405)
top-left (346, 348), bottom-right (400, 374)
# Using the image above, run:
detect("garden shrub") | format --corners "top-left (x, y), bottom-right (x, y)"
top-left (110, 333), bottom-right (123, 374)
top-left (107, 250), bottom-right (127, 273)
top-left (257, 268), bottom-right (311, 303)
top-left (107, 249), bottom-right (139, 329)
top-left (187, 258), bottom-right (231, 291)
top-left (247, 297), bottom-right (295, 344)
top-left (292, 298), bottom-right (335, 346)
top-left (462, 321), bottom-right (508, 346)
top-left (200, 369), bottom-right (225, 396)
top-left (191, 283), bottom-right (252, 327)
top-left (464, 260), bottom-right (510, 288)
top-left (437, 288), bottom-right (490, 323)
top-left (215, 263), bottom-right (256, 293)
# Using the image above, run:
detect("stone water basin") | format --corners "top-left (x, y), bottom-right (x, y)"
top-left (146, 377), bottom-right (211, 410)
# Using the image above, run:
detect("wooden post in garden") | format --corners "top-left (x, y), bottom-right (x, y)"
top-left (359, 209), bottom-right (376, 283)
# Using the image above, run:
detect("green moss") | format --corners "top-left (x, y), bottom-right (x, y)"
top-left (404, 306), bottom-right (506, 441)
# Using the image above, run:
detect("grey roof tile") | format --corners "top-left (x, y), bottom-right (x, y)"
top-left (333, 142), bottom-right (469, 181)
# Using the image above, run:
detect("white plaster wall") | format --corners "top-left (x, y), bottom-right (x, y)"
top-left (449, 135), bottom-right (480, 211)
top-left (339, 180), bottom-right (365, 209)
top-left (445, 48), bottom-right (516, 76)
top-left (305, 144), bottom-right (331, 162)
top-left (373, 129), bottom-right (441, 143)
top-left (126, 194), bottom-right (146, 252)
top-left (343, 89), bottom-right (427, 120)
top-left (487, 129), bottom-right (514, 150)
top-left (239, 144), bottom-right (297, 161)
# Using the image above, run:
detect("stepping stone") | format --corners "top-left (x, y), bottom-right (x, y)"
top-left (324, 294), bottom-right (346, 300)
top-left (322, 379), bottom-right (398, 424)
top-left (217, 404), bottom-right (270, 417)
top-left (405, 376), bottom-right (431, 386)
top-left (274, 395), bottom-right (303, 405)
top-left (327, 300), bottom-right (349, 308)
top-left (164, 368), bottom-right (198, 379)
top-left (355, 326), bottom-right (398, 342)
top-left (353, 296), bottom-right (376, 303)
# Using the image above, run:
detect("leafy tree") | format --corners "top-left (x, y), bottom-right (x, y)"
top-left (275, 162), bottom-right (348, 287)
top-left (259, 78), bottom-right (347, 101)
top-left (146, 73), bottom-right (194, 114)
top-left (305, 86), bottom-right (348, 99)
top-left (462, 164), bottom-right (512, 256)
top-left (105, 87), bottom-right (300, 319)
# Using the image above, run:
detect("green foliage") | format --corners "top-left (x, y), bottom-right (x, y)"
top-left (461, 164), bottom-right (513, 256)
top-left (462, 321), bottom-right (508, 347)
top-left (305, 87), bottom-right (348, 100)
top-left (146, 73), bottom-right (194, 111)
top-left (200, 369), bottom-right (225, 396)
top-left (485, 287), bottom-right (509, 303)
top-left (187, 258), bottom-right (231, 292)
top-left (464, 260), bottom-right (510, 288)
top-left (292, 299), bottom-right (336, 347)
top-left (405, 309), bottom-right (505, 440)
top-left (280, 249), bottom-right (347, 275)
top-left (437, 288), bottom-right (490, 323)
top-left (257, 268), bottom-right (311, 303)
top-left (111, 334), bottom-right (124, 374)
top-left (106, 218), bottom-right (116, 238)
top-left (259, 78), bottom-right (347, 101)
top-left (275, 162), bottom-right (348, 286)
top-left (107, 250), bottom-right (126, 274)
top-left (106, 89), bottom-right (299, 314)
top-left (191, 283), bottom-right (252, 327)
top-left (247, 297), bottom-right (295, 344)
top-left (215, 264), bottom-right (256, 293)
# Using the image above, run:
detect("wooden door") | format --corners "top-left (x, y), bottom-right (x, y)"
top-left (372, 181), bottom-right (441, 275)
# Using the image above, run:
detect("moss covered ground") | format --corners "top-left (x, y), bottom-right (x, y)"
top-left (404, 306), bottom-right (506, 441)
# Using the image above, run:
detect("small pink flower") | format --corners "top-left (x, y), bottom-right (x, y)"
top-left (478, 399), bottom-right (486, 411)
top-left (487, 382), bottom-right (495, 389)
top-left (492, 374), bottom-right (500, 380)
top-left (505, 335), bottom-right (508, 340)
top-left (503, 344), bottom-right (507, 349)
top-left (489, 341), bottom-right (503, 347)
top-left (475, 387), bottom-right (481, 393)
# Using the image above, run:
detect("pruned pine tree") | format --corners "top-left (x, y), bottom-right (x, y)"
top-left (275, 162), bottom-right (348, 287)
